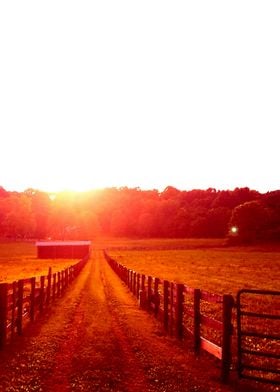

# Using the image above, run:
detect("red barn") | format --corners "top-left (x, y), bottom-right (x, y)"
top-left (36, 241), bottom-right (91, 259)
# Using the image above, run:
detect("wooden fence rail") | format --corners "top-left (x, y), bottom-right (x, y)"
top-left (0, 253), bottom-right (89, 349)
top-left (104, 250), bottom-right (234, 383)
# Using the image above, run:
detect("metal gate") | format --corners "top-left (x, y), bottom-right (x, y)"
top-left (236, 289), bottom-right (280, 385)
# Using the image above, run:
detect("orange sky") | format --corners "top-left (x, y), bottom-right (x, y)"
top-left (0, 2), bottom-right (279, 194)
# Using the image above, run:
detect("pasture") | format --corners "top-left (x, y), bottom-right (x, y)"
top-left (1, 238), bottom-right (280, 293)
top-left (105, 239), bottom-right (280, 295)
top-left (0, 242), bottom-right (77, 283)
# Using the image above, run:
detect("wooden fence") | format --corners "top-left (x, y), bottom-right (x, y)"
top-left (0, 253), bottom-right (89, 349)
top-left (104, 250), bottom-right (234, 383)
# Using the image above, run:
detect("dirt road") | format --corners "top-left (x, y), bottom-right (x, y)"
top-left (0, 251), bottom-right (261, 392)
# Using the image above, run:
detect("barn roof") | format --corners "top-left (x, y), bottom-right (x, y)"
top-left (36, 241), bottom-right (91, 247)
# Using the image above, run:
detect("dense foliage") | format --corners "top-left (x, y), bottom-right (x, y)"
top-left (0, 185), bottom-right (280, 243)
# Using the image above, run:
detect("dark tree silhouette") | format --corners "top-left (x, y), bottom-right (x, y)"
top-left (0, 184), bottom-right (279, 243)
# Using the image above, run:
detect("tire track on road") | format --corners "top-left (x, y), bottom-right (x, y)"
top-left (99, 255), bottom-right (153, 392)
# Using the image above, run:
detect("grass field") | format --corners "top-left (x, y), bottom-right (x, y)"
top-left (94, 237), bottom-right (227, 250)
top-left (101, 238), bottom-right (280, 295)
top-left (1, 238), bottom-right (280, 294)
top-left (0, 241), bottom-right (78, 283)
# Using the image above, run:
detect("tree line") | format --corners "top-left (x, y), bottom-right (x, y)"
top-left (0, 185), bottom-right (279, 243)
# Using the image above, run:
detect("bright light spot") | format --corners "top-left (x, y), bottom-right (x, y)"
top-left (231, 226), bottom-right (238, 234)
top-left (49, 194), bottom-right (56, 201)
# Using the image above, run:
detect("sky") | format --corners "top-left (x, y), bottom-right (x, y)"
top-left (0, 1), bottom-right (279, 194)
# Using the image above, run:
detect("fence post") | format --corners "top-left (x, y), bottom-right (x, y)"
top-left (163, 280), bottom-right (169, 331)
top-left (0, 283), bottom-right (8, 349)
top-left (133, 272), bottom-right (137, 296)
top-left (30, 277), bottom-right (36, 322)
top-left (11, 281), bottom-right (17, 337)
top-left (57, 272), bottom-right (61, 297)
top-left (62, 270), bottom-right (65, 292)
top-left (17, 279), bottom-right (24, 335)
top-left (71, 266), bottom-right (74, 282)
top-left (154, 278), bottom-right (160, 316)
top-left (194, 288), bottom-right (201, 353)
top-left (40, 276), bottom-right (45, 314)
top-left (147, 276), bottom-right (152, 308)
top-left (65, 268), bottom-right (69, 288)
top-left (61, 271), bottom-right (64, 293)
top-left (175, 283), bottom-right (184, 340)
top-left (221, 294), bottom-right (234, 383)
top-left (69, 267), bottom-right (72, 283)
top-left (139, 275), bottom-right (146, 309)
top-left (123, 266), bottom-right (127, 283)
top-left (131, 271), bottom-right (134, 293)
top-left (170, 282), bottom-right (174, 335)
top-left (53, 273), bottom-right (56, 300)
top-left (141, 274), bottom-right (145, 292)
top-left (136, 273), bottom-right (140, 298)
top-left (47, 267), bottom-right (52, 305)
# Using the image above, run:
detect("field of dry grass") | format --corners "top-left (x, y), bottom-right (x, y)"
top-left (94, 237), bottom-right (227, 250)
top-left (0, 241), bottom-right (78, 283)
top-left (102, 238), bottom-right (280, 295)
top-left (1, 238), bottom-right (280, 294)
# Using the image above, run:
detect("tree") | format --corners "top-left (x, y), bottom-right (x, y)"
top-left (29, 190), bottom-right (51, 239)
top-left (261, 190), bottom-right (280, 240)
top-left (2, 194), bottom-right (35, 238)
top-left (228, 200), bottom-right (271, 243)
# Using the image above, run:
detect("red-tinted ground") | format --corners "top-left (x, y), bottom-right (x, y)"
top-left (0, 251), bottom-right (268, 391)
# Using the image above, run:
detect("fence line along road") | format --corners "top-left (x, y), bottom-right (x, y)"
top-left (0, 253), bottom-right (89, 349)
top-left (104, 250), bottom-right (235, 383)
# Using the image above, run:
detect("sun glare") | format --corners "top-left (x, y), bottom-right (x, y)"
top-left (1, 3), bottom-right (279, 195)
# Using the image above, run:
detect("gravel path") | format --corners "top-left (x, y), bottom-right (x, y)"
top-left (0, 251), bottom-right (264, 391)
